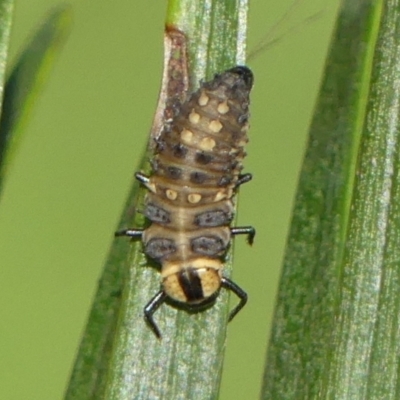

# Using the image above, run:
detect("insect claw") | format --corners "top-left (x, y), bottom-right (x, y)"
top-left (230, 226), bottom-right (256, 245)
top-left (236, 173), bottom-right (252, 188)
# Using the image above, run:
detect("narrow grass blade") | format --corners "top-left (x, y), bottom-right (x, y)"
top-left (0, 0), bottom-right (13, 191)
top-left (262, 0), bottom-right (400, 398)
top-left (0, 0), bottom-right (13, 101)
top-left (0, 5), bottom-right (71, 194)
top-left (65, 1), bottom-right (248, 399)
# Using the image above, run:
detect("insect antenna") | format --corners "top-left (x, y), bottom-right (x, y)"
top-left (248, 0), bottom-right (324, 61)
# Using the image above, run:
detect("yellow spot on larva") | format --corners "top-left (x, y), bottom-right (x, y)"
top-left (198, 92), bottom-right (209, 106)
top-left (181, 129), bottom-right (193, 144)
top-left (209, 120), bottom-right (223, 133)
top-left (166, 189), bottom-right (178, 200)
top-left (189, 110), bottom-right (201, 124)
top-left (217, 101), bottom-right (229, 114)
top-left (214, 190), bottom-right (227, 202)
top-left (188, 193), bottom-right (202, 203)
top-left (199, 137), bottom-right (216, 151)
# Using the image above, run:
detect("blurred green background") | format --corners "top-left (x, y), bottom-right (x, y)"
top-left (0, 0), bottom-right (340, 399)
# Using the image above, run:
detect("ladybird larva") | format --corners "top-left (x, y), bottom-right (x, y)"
top-left (116, 66), bottom-right (255, 338)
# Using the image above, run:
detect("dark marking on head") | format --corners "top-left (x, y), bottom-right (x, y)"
top-left (191, 235), bottom-right (226, 256)
top-left (145, 238), bottom-right (176, 260)
top-left (190, 171), bottom-right (208, 184)
top-left (194, 209), bottom-right (232, 227)
top-left (144, 203), bottom-right (170, 224)
top-left (178, 268), bottom-right (204, 302)
top-left (195, 151), bottom-right (213, 165)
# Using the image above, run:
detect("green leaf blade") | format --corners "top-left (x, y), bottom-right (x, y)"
top-left (0, 5), bottom-right (72, 192)
top-left (0, 0), bottom-right (14, 96)
top-left (262, 0), bottom-right (400, 398)
top-left (66, 1), bottom-right (249, 399)
top-left (0, 0), bottom-right (14, 190)
top-left (330, 1), bottom-right (400, 397)
top-left (166, 0), bottom-right (247, 80)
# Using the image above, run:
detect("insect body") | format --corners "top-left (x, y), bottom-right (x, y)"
top-left (116, 66), bottom-right (255, 338)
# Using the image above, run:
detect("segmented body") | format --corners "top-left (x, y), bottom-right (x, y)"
top-left (117, 66), bottom-right (255, 338)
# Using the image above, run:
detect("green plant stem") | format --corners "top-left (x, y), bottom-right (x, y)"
top-left (0, 5), bottom-right (71, 194)
top-left (262, 0), bottom-right (400, 398)
top-left (0, 0), bottom-right (14, 189)
top-left (65, 1), bottom-right (248, 399)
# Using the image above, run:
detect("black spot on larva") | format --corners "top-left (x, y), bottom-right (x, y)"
top-left (144, 203), bottom-right (170, 224)
top-left (172, 143), bottom-right (188, 158)
top-left (238, 113), bottom-right (249, 124)
top-left (145, 238), bottom-right (176, 260)
top-left (178, 268), bottom-right (204, 302)
top-left (191, 236), bottom-right (226, 256)
top-left (218, 176), bottom-right (232, 186)
top-left (167, 166), bottom-right (182, 180)
top-left (190, 171), bottom-right (208, 184)
top-left (195, 151), bottom-right (213, 165)
top-left (223, 160), bottom-right (239, 173)
top-left (194, 209), bottom-right (232, 227)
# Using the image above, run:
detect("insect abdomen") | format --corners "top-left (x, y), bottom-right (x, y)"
top-left (144, 67), bottom-right (252, 288)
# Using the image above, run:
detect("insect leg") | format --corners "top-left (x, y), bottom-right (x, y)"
top-left (221, 277), bottom-right (248, 322)
top-left (114, 228), bottom-right (143, 238)
top-left (135, 172), bottom-right (150, 185)
top-left (235, 173), bottom-right (252, 188)
top-left (230, 226), bottom-right (256, 245)
top-left (135, 171), bottom-right (157, 193)
top-left (144, 290), bottom-right (168, 339)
